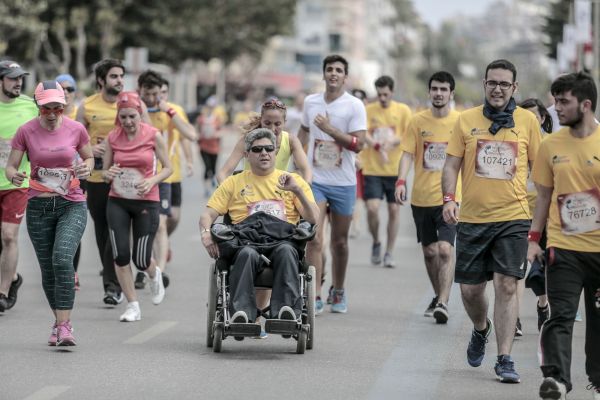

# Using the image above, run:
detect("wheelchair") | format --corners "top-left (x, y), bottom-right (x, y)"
top-left (205, 219), bottom-right (316, 354)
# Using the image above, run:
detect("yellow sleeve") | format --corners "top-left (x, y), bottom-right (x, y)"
top-left (446, 116), bottom-right (465, 158)
top-left (400, 118), bottom-right (418, 154)
top-left (527, 118), bottom-right (542, 163)
top-left (531, 141), bottom-right (553, 188)
top-left (207, 176), bottom-right (234, 215)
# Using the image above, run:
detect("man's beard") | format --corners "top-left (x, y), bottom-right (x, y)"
top-left (105, 85), bottom-right (121, 96)
top-left (563, 109), bottom-right (584, 128)
top-left (432, 100), bottom-right (447, 109)
top-left (2, 86), bottom-right (19, 99)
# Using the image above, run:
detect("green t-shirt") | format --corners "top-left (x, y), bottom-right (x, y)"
top-left (0, 95), bottom-right (37, 190)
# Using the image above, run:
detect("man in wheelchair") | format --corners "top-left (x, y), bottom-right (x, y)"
top-left (199, 128), bottom-right (319, 326)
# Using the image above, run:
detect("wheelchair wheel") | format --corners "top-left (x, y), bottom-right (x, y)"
top-left (213, 325), bottom-right (223, 353)
top-left (306, 265), bottom-right (316, 350)
top-left (296, 326), bottom-right (308, 354)
top-left (206, 263), bottom-right (217, 348)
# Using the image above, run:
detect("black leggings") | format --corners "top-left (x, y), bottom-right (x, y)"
top-left (106, 197), bottom-right (159, 270)
top-left (200, 151), bottom-right (218, 180)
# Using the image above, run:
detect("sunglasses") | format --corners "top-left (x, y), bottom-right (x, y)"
top-left (250, 145), bottom-right (275, 153)
top-left (62, 86), bottom-right (75, 93)
top-left (39, 106), bottom-right (65, 116)
top-left (262, 98), bottom-right (286, 110)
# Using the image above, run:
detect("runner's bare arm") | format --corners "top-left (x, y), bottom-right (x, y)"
top-left (5, 149), bottom-right (26, 186)
top-left (216, 137), bottom-right (246, 184)
top-left (74, 143), bottom-right (94, 179)
top-left (527, 183), bottom-right (553, 262)
top-left (289, 134), bottom-right (312, 183)
top-left (75, 102), bottom-right (88, 128)
top-left (153, 131), bottom-right (173, 184)
top-left (314, 113), bottom-right (366, 152)
top-left (199, 207), bottom-right (221, 259)
top-left (297, 125), bottom-right (310, 150)
top-left (395, 151), bottom-right (414, 205)
top-left (181, 138), bottom-right (194, 177)
top-left (101, 140), bottom-right (120, 182)
top-left (159, 101), bottom-right (197, 141)
top-left (441, 154), bottom-right (462, 224)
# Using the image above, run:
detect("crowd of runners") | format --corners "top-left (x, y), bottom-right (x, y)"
top-left (0, 53), bottom-right (598, 400)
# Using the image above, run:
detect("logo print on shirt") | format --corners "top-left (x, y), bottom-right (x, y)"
top-left (552, 155), bottom-right (570, 164)
top-left (470, 128), bottom-right (488, 136)
top-left (420, 130), bottom-right (434, 137)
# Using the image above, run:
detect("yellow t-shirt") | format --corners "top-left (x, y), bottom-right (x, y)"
top-left (66, 106), bottom-right (78, 121)
top-left (82, 94), bottom-right (117, 183)
top-left (207, 169), bottom-right (315, 225)
top-left (362, 101), bottom-right (412, 176)
top-left (401, 109), bottom-right (462, 207)
top-left (446, 105), bottom-right (542, 223)
top-left (526, 131), bottom-right (548, 216)
top-left (148, 109), bottom-right (181, 184)
top-left (167, 103), bottom-right (189, 183)
top-left (532, 127), bottom-right (600, 252)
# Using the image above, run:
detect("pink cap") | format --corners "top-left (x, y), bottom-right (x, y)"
top-left (34, 81), bottom-right (66, 106)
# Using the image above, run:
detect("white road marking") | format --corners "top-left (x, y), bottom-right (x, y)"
top-left (124, 321), bottom-right (178, 344)
top-left (23, 386), bottom-right (70, 400)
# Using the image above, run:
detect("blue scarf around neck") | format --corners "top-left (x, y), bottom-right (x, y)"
top-left (483, 97), bottom-right (516, 135)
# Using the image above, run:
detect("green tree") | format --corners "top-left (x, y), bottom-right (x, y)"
top-left (542, 0), bottom-right (570, 59)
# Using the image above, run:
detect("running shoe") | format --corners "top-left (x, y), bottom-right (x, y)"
top-left (326, 285), bottom-right (334, 305)
top-left (539, 377), bottom-right (566, 400)
top-left (537, 304), bottom-right (550, 331)
top-left (587, 383), bottom-right (600, 400)
top-left (162, 272), bottom-right (170, 289)
top-left (0, 293), bottom-right (8, 312)
top-left (576, 310), bottom-right (583, 322)
top-left (433, 303), bottom-right (449, 324)
top-left (383, 252), bottom-right (395, 268)
top-left (515, 317), bottom-right (523, 338)
top-left (278, 306), bottom-right (296, 320)
top-left (56, 321), bottom-right (76, 346)
top-left (48, 323), bottom-right (58, 346)
top-left (467, 317), bottom-right (492, 367)
top-left (120, 302), bottom-right (141, 322)
top-left (6, 273), bottom-right (23, 309)
top-left (150, 267), bottom-right (165, 305)
top-left (315, 297), bottom-right (324, 315)
top-left (331, 289), bottom-right (347, 313)
top-left (134, 272), bottom-right (146, 289)
top-left (424, 296), bottom-right (438, 317)
top-left (371, 242), bottom-right (382, 265)
top-left (252, 330), bottom-right (268, 339)
top-left (494, 355), bottom-right (520, 383)
top-left (103, 288), bottom-right (124, 306)
top-left (231, 310), bottom-right (248, 324)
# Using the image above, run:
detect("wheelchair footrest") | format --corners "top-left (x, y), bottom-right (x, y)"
top-left (227, 323), bottom-right (262, 337)
top-left (265, 319), bottom-right (298, 335)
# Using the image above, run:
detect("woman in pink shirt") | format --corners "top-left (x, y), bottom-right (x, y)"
top-left (6, 81), bottom-right (93, 347)
top-left (102, 91), bottom-right (172, 322)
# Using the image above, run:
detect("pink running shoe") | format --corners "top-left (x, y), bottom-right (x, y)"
top-left (56, 321), bottom-right (76, 346)
top-left (48, 323), bottom-right (57, 346)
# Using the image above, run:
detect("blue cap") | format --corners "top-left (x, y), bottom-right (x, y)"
top-left (55, 73), bottom-right (76, 90)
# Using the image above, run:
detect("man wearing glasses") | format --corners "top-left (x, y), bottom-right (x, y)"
top-left (442, 59), bottom-right (542, 383)
top-left (0, 60), bottom-right (38, 312)
top-left (200, 128), bottom-right (318, 323)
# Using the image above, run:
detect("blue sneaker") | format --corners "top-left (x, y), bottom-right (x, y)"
top-left (315, 297), bottom-right (324, 315)
top-left (331, 289), bottom-right (347, 313)
top-left (494, 355), bottom-right (520, 383)
top-left (467, 318), bottom-right (492, 367)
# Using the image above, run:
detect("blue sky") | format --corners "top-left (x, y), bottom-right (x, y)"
top-left (413, 0), bottom-right (501, 29)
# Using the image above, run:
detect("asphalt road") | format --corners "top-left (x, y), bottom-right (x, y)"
top-left (1, 131), bottom-right (591, 400)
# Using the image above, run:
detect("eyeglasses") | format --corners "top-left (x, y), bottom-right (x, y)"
top-left (62, 86), bottom-right (75, 93)
top-left (485, 80), bottom-right (513, 90)
top-left (39, 106), bottom-right (65, 116)
top-left (262, 98), bottom-right (286, 110)
top-left (250, 145), bottom-right (275, 153)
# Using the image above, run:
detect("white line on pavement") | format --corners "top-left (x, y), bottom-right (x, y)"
top-left (23, 386), bottom-right (70, 400)
top-left (124, 321), bottom-right (178, 344)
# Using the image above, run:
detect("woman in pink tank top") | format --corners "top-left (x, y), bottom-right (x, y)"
top-left (102, 91), bottom-right (172, 322)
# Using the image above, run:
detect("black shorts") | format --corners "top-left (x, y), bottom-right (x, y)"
top-left (158, 182), bottom-right (172, 216)
top-left (363, 175), bottom-right (397, 203)
top-left (411, 205), bottom-right (456, 247)
top-left (171, 182), bottom-right (182, 208)
top-left (455, 219), bottom-right (530, 284)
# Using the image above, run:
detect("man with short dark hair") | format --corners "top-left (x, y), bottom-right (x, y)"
top-left (528, 71), bottom-right (600, 400)
top-left (396, 71), bottom-right (460, 323)
top-left (442, 59), bottom-right (542, 383)
top-left (0, 60), bottom-right (38, 312)
top-left (362, 75), bottom-right (411, 268)
top-left (298, 54), bottom-right (367, 314)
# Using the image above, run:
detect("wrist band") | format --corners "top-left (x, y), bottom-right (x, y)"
top-left (443, 193), bottom-right (455, 203)
top-left (374, 143), bottom-right (381, 151)
top-left (527, 230), bottom-right (541, 243)
top-left (395, 179), bottom-right (406, 187)
top-left (166, 108), bottom-right (176, 118)
top-left (348, 136), bottom-right (358, 153)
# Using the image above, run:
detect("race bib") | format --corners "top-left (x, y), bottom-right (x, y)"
top-left (35, 167), bottom-right (73, 195)
top-left (247, 200), bottom-right (287, 221)
top-left (0, 138), bottom-right (12, 169)
top-left (423, 141), bottom-right (448, 171)
top-left (112, 168), bottom-right (144, 199)
top-left (313, 139), bottom-right (342, 169)
top-left (557, 188), bottom-right (600, 235)
top-left (475, 139), bottom-right (518, 180)
top-left (372, 126), bottom-right (395, 143)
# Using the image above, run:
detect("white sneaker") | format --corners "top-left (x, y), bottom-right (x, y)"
top-left (539, 377), bottom-right (566, 400)
top-left (231, 310), bottom-right (248, 323)
top-left (150, 267), bottom-right (165, 305)
top-left (120, 302), bottom-right (141, 322)
top-left (278, 306), bottom-right (296, 320)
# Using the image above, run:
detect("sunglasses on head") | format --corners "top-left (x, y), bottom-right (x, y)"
top-left (62, 86), bottom-right (75, 93)
top-left (250, 145), bottom-right (275, 153)
top-left (262, 98), bottom-right (286, 110)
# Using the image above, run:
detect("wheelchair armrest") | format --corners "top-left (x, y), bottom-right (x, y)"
top-left (211, 223), bottom-right (235, 242)
top-left (292, 220), bottom-right (317, 242)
